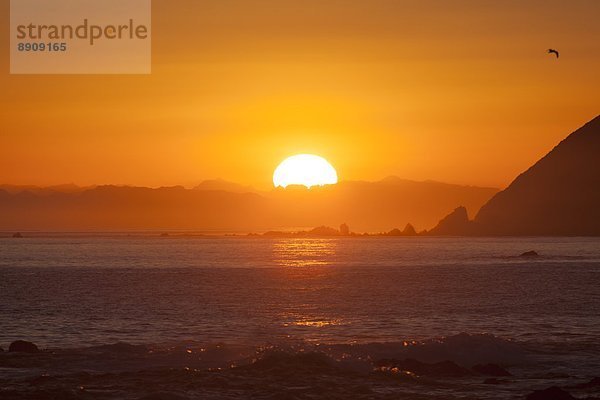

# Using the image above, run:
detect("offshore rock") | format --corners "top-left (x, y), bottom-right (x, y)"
top-left (9, 340), bottom-right (39, 353)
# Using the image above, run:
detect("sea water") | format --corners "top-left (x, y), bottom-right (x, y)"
top-left (0, 236), bottom-right (599, 399)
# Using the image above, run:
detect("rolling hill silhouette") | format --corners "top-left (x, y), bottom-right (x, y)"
top-left (193, 179), bottom-right (255, 194)
top-left (430, 115), bottom-right (600, 236)
top-left (0, 179), bottom-right (497, 232)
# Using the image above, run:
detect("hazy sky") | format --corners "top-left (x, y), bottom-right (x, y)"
top-left (1, 0), bottom-right (599, 189)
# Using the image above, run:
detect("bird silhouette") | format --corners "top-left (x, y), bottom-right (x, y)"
top-left (547, 49), bottom-right (559, 58)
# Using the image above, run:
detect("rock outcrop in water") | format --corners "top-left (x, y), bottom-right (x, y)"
top-left (428, 206), bottom-right (474, 236)
top-left (262, 225), bottom-right (348, 237)
top-left (8, 340), bottom-right (39, 353)
top-left (384, 223), bottom-right (418, 236)
top-left (339, 223), bottom-right (350, 236)
top-left (519, 250), bottom-right (539, 258)
top-left (402, 223), bottom-right (417, 236)
top-left (525, 386), bottom-right (577, 400)
top-left (430, 115), bottom-right (600, 236)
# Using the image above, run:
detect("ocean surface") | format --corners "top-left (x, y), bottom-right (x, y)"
top-left (1, 236), bottom-right (599, 399)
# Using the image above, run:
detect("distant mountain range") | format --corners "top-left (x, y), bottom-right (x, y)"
top-left (192, 179), bottom-right (255, 194)
top-left (0, 178), bottom-right (497, 233)
top-left (5, 115), bottom-right (596, 235)
top-left (430, 114), bottom-right (600, 236)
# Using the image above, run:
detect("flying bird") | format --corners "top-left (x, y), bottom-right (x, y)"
top-left (547, 49), bottom-right (560, 58)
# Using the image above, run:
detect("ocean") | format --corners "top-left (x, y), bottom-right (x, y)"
top-left (1, 236), bottom-right (599, 399)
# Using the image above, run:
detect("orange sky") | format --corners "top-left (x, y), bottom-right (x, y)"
top-left (1, 0), bottom-right (599, 190)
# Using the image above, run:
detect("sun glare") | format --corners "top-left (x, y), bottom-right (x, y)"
top-left (273, 154), bottom-right (338, 188)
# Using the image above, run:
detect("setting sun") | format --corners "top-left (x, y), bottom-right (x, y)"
top-left (273, 154), bottom-right (338, 188)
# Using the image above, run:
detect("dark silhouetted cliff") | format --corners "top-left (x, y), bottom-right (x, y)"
top-left (429, 115), bottom-right (600, 236)
top-left (428, 206), bottom-right (474, 236)
top-left (474, 115), bottom-right (600, 235)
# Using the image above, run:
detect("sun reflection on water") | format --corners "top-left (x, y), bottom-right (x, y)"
top-left (282, 318), bottom-right (342, 328)
top-left (271, 239), bottom-right (338, 268)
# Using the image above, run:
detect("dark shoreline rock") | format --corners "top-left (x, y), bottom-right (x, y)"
top-left (568, 376), bottom-right (600, 389)
top-left (8, 340), bottom-right (39, 353)
top-left (525, 386), bottom-right (576, 400)
top-left (519, 250), bottom-right (539, 258)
